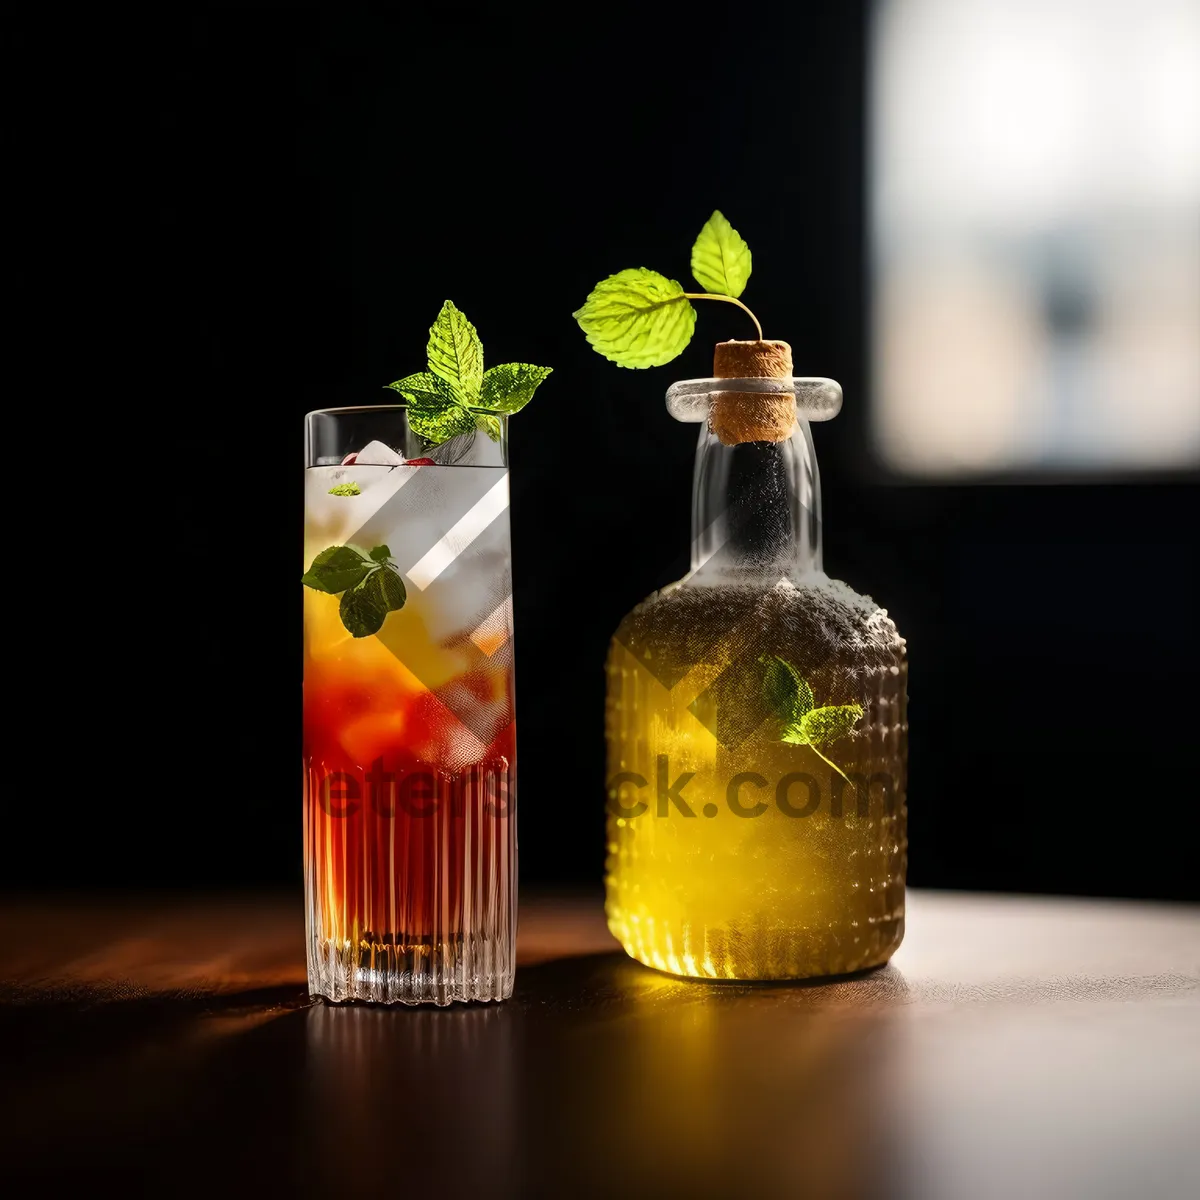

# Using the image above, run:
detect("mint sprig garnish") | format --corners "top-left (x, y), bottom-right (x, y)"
top-left (760, 654), bottom-right (864, 781)
top-left (573, 210), bottom-right (763, 370)
top-left (386, 300), bottom-right (552, 445)
top-left (302, 544), bottom-right (407, 638)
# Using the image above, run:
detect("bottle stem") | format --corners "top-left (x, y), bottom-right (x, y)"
top-left (682, 293), bottom-right (764, 341)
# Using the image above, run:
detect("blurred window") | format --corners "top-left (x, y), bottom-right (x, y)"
top-left (871, 0), bottom-right (1200, 476)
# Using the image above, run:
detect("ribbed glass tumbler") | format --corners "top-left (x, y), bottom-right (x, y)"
top-left (303, 406), bottom-right (517, 1005)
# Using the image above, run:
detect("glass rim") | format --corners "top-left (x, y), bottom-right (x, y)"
top-left (305, 403), bottom-right (509, 420)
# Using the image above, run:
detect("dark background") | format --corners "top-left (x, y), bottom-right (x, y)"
top-left (19, 7), bottom-right (1197, 900)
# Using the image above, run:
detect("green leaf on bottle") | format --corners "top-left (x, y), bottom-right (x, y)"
top-left (575, 208), bottom-right (763, 367)
top-left (690, 209), bottom-right (752, 298)
top-left (761, 654), bottom-right (814, 723)
top-left (572, 268), bottom-right (697, 369)
top-left (761, 654), bottom-right (863, 764)
top-left (301, 545), bottom-right (374, 594)
top-left (797, 704), bottom-right (863, 747)
top-left (426, 300), bottom-right (484, 404)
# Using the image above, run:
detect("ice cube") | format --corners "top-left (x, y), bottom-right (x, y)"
top-left (354, 440), bottom-right (406, 466)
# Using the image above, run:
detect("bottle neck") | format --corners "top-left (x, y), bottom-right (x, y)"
top-left (689, 423), bottom-right (823, 584)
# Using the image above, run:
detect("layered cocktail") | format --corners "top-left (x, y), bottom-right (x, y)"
top-left (303, 303), bottom-right (549, 1004)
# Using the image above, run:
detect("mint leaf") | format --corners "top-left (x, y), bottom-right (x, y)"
top-left (373, 565), bottom-right (406, 612)
top-left (327, 482), bottom-right (361, 497)
top-left (784, 703), bottom-right (863, 781)
top-left (479, 363), bottom-right (552, 414)
top-left (691, 210), bottom-right (752, 298)
top-left (427, 300), bottom-right (484, 404)
top-left (338, 565), bottom-right (406, 637)
top-left (301, 545), bottom-right (373, 594)
top-left (388, 301), bottom-right (552, 445)
top-left (573, 268), bottom-right (696, 369)
top-left (795, 704), bottom-right (863, 747)
top-left (761, 655), bottom-right (814, 724)
top-left (408, 396), bottom-right (476, 443)
top-left (387, 370), bottom-right (449, 405)
top-left (391, 369), bottom-right (475, 443)
top-left (476, 412), bottom-right (502, 441)
top-left (339, 577), bottom-right (387, 638)
top-left (369, 545), bottom-right (392, 563)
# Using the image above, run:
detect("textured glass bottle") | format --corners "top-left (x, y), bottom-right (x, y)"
top-left (605, 371), bottom-right (907, 980)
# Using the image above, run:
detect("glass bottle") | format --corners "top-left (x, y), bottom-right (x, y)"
top-left (605, 357), bottom-right (907, 979)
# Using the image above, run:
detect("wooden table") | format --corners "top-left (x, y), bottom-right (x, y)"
top-left (2, 891), bottom-right (1197, 1198)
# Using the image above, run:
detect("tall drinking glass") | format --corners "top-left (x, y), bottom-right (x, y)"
top-left (303, 406), bottom-right (516, 1005)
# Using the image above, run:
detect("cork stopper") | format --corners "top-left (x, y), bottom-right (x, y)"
top-left (709, 340), bottom-right (796, 445)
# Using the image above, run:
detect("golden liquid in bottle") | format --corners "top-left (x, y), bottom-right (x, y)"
top-left (604, 579), bottom-right (907, 980)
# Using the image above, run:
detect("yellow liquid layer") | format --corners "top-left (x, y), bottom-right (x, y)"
top-left (604, 581), bottom-right (908, 980)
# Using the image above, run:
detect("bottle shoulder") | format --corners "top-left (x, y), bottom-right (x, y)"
top-left (611, 574), bottom-right (906, 674)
